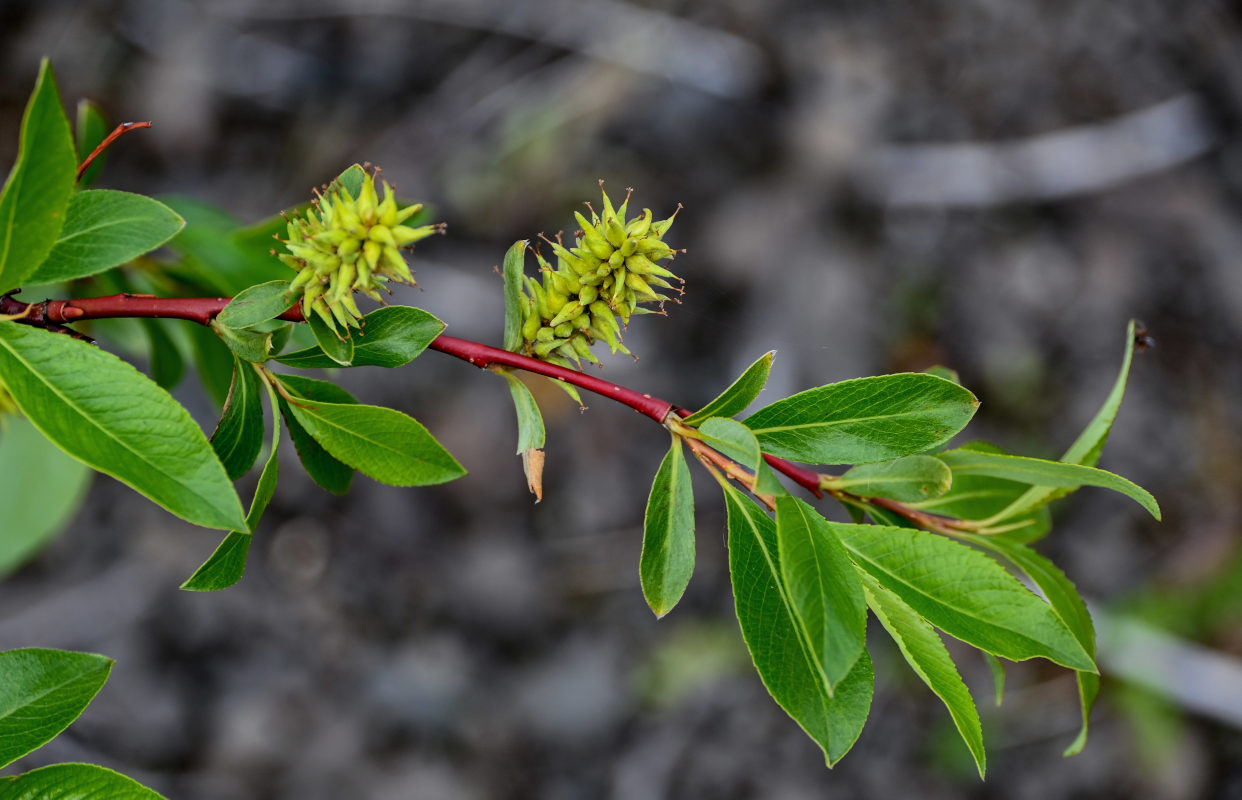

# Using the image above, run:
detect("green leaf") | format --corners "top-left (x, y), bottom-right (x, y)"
top-left (276, 375), bottom-right (355, 494)
top-left (937, 448), bottom-right (1160, 521)
top-left (694, 417), bottom-right (785, 496)
top-left (906, 443), bottom-right (1051, 541)
top-left (966, 535), bottom-right (1098, 755)
top-left (0, 416), bottom-right (92, 576)
top-left (826, 455), bottom-right (952, 502)
top-left (640, 436), bottom-right (695, 617)
top-left (683, 351), bottom-right (774, 424)
top-left (307, 312), bottom-right (353, 366)
top-left (743, 373), bottom-right (978, 466)
top-left (26, 190), bottom-right (186, 284)
top-left (775, 497), bottom-right (867, 690)
top-left (862, 576), bottom-right (986, 778)
top-left (502, 240), bottom-right (528, 352)
top-left (504, 374), bottom-right (545, 453)
top-left (74, 99), bottom-right (108, 187)
top-left (983, 653), bottom-right (1006, 706)
top-left (0, 323), bottom-right (247, 531)
top-left (504, 372), bottom-right (545, 500)
top-left (215, 280), bottom-right (294, 329)
top-left (209, 359), bottom-right (264, 480)
top-left (180, 532), bottom-right (251, 593)
top-left (990, 321), bottom-right (1140, 524)
top-left (0, 60), bottom-right (76, 293)
top-left (697, 417), bottom-right (762, 470)
top-left (0, 648), bottom-right (112, 768)
top-left (724, 487), bottom-right (873, 765)
top-left (281, 378), bottom-right (464, 487)
top-left (0, 762), bottom-right (168, 799)
top-left (923, 365), bottom-right (960, 384)
top-left (832, 522), bottom-right (1095, 671)
top-left (160, 198), bottom-right (291, 294)
top-left (183, 384), bottom-right (281, 592)
top-left (1065, 672), bottom-right (1100, 757)
top-left (275, 306), bottom-right (443, 368)
top-left (210, 319), bottom-right (271, 363)
top-left (330, 164), bottom-right (368, 197)
top-left (139, 319), bottom-right (185, 390)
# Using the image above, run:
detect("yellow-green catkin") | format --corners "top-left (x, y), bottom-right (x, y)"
top-left (518, 185), bottom-right (682, 368)
top-left (278, 169), bottom-right (444, 334)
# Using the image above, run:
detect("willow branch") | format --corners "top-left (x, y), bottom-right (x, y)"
top-left (0, 290), bottom-right (960, 530)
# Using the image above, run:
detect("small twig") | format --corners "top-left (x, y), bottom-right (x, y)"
top-left (77, 121), bottom-right (152, 182)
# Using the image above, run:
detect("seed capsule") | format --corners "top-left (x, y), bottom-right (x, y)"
top-left (278, 166), bottom-right (442, 334)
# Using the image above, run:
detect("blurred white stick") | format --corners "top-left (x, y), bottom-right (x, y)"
top-left (857, 94), bottom-right (1215, 207)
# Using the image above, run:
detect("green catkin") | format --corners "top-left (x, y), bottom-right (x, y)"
top-left (278, 168), bottom-right (443, 336)
top-left (515, 185), bottom-right (682, 367)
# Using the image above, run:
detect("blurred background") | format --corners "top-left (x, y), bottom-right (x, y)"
top-left (1, 0), bottom-right (1240, 797)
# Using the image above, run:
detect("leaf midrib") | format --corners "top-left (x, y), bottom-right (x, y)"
top-left (750, 404), bottom-right (961, 435)
top-left (730, 491), bottom-right (835, 700)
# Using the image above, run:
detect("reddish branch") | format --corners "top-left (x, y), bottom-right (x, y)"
top-left (77, 121), bottom-right (152, 181)
top-left (0, 290), bottom-right (949, 530)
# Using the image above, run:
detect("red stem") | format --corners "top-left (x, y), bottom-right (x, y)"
top-left (77, 121), bottom-right (152, 182)
top-left (0, 291), bottom-right (952, 530)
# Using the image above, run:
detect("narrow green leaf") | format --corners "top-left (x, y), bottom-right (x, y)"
top-left (0, 60), bottom-right (76, 293)
top-left (0, 762), bottom-right (168, 799)
top-left (640, 436), bottom-right (695, 617)
top-left (0, 648), bottom-right (112, 768)
top-left (276, 375), bottom-right (355, 494)
top-left (139, 319), bottom-right (185, 390)
top-left (1065, 320), bottom-right (1139, 467)
top-left (275, 306), bottom-right (443, 368)
top-left (504, 374), bottom-right (545, 453)
top-left (503, 372), bottom-right (546, 500)
top-left (0, 323), bottom-right (247, 531)
top-left (183, 384), bottom-right (281, 592)
top-left (216, 280), bottom-right (295, 329)
top-left (307, 313), bottom-right (353, 366)
top-left (502, 240), bottom-right (528, 352)
top-left (862, 576), bottom-right (986, 778)
top-left (1064, 671), bottom-right (1100, 757)
top-left (990, 321), bottom-right (1140, 524)
top-left (0, 417), bottom-right (92, 576)
top-left (74, 98), bottom-right (108, 187)
top-left (966, 535), bottom-right (1098, 755)
top-left (281, 379), bottom-right (464, 486)
top-left (827, 455), bottom-right (952, 502)
top-left (683, 351), bottom-right (774, 424)
top-left (210, 319), bottom-right (271, 364)
top-left (938, 449), bottom-right (1160, 521)
top-left (775, 497), bottom-right (867, 689)
top-left (983, 653), bottom-right (1006, 706)
top-left (26, 190), bottom-right (185, 284)
top-left (724, 487), bottom-right (873, 765)
top-left (743, 373), bottom-right (978, 466)
top-left (833, 522), bottom-right (1096, 671)
top-left (209, 359), bottom-right (264, 480)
